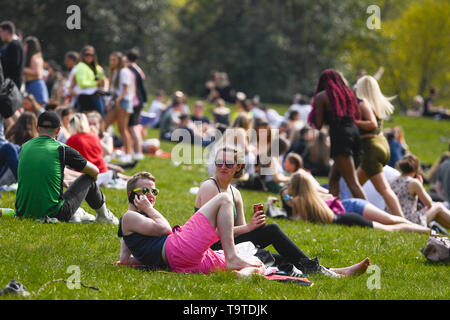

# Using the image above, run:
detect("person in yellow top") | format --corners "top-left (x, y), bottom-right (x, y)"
top-left (72, 45), bottom-right (106, 116)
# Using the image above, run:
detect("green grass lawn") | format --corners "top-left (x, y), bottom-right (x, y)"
top-left (0, 112), bottom-right (449, 300)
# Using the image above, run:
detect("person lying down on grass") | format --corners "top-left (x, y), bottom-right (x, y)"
top-left (118, 171), bottom-right (264, 277)
top-left (118, 171), bottom-right (371, 278)
top-left (286, 173), bottom-right (431, 234)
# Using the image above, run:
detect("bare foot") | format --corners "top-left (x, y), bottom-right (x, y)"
top-left (330, 258), bottom-right (371, 277)
top-left (117, 256), bottom-right (144, 266)
top-left (234, 266), bottom-right (265, 278)
top-left (226, 255), bottom-right (263, 271)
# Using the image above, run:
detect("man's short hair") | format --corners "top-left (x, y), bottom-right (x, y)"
top-left (126, 49), bottom-right (139, 63)
top-left (0, 21), bottom-right (15, 35)
top-left (127, 172), bottom-right (156, 193)
top-left (65, 51), bottom-right (80, 62)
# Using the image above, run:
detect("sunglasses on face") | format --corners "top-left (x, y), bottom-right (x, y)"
top-left (215, 162), bottom-right (235, 169)
top-left (133, 187), bottom-right (159, 197)
top-left (83, 53), bottom-right (94, 57)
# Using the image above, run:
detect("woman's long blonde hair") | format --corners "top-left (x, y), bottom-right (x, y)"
top-left (69, 113), bottom-right (91, 135)
top-left (288, 173), bottom-right (334, 224)
top-left (356, 75), bottom-right (395, 119)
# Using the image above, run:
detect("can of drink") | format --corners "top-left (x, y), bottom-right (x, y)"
top-left (253, 203), bottom-right (264, 215)
top-left (0, 208), bottom-right (15, 217)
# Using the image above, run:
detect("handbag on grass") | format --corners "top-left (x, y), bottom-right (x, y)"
top-left (421, 235), bottom-right (450, 263)
top-left (325, 197), bottom-right (346, 215)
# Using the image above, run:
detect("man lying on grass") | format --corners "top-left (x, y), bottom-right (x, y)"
top-left (118, 171), bottom-right (265, 277)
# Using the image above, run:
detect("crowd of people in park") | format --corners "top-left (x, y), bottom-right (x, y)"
top-left (1, 20), bottom-right (450, 278)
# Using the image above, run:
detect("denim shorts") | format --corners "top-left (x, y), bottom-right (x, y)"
top-left (118, 99), bottom-right (133, 114)
top-left (341, 198), bottom-right (368, 216)
top-left (26, 79), bottom-right (49, 104)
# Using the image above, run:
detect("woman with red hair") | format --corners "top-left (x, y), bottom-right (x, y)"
top-left (308, 69), bottom-right (366, 199)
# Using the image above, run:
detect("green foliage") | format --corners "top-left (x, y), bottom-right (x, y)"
top-left (342, 0), bottom-right (450, 111)
top-left (172, 0), bottom-right (368, 102)
top-left (1, 0), bottom-right (171, 91)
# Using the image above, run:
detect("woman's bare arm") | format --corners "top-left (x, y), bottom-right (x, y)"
top-left (354, 100), bottom-right (378, 131)
top-left (409, 179), bottom-right (433, 209)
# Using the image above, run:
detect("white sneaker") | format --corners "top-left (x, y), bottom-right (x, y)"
top-left (69, 211), bottom-right (81, 223)
top-left (118, 153), bottom-right (133, 164)
top-left (69, 208), bottom-right (96, 224)
top-left (319, 266), bottom-right (341, 278)
top-left (133, 153), bottom-right (145, 160)
top-left (95, 209), bottom-right (119, 225)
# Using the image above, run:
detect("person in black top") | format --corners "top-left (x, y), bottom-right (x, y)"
top-left (191, 100), bottom-right (210, 124)
top-left (126, 49), bottom-right (148, 160)
top-left (286, 126), bottom-right (312, 158)
top-left (422, 87), bottom-right (450, 120)
top-left (0, 21), bottom-right (24, 89)
top-left (118, 171), bottom-right (265, 276)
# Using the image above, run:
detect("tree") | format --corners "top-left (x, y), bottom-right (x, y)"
top-left (1, 0), bottom-right (170, 92)
top-left (172, 0), bottom-right (368, 103)
top-left (342, 0), bottom-right (450, 112)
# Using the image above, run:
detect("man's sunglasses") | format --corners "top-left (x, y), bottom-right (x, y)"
top-left (133, 187), bottom-right (159, 196)
top-left (215, 162), bottom-right (235, 169)
top-left (83, 53), bottom-right (94, 57)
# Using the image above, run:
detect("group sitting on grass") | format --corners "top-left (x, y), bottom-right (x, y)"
top-left (117, 170), bottom-right (371, 278)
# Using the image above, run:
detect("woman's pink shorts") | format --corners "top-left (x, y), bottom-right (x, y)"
top-left (165, 212), bottom-right (226, 274)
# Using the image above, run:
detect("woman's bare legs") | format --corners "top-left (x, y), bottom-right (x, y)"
top-left (363, 203), bottom-right (414, 225)
top-left (104, 106), bottom-right (117, 130)
top-left (426, 202), bottom-right (450, 228)
top-left (331, 155), bottom-right (366, 199)
top-left (328, 162), bottom-right (341, 197)
top-left (116, 107), bottom-right (133, 155)
top-left (129, 125), bottom-right (143, 155)
top-left (367, 171), bottom-right (404, 218)
top-left (198, 193), bottom-right (264, 271)
top-left (329, 258), bottom-right (371, 277)
top-left (372, 221), bottom-right (430, 234)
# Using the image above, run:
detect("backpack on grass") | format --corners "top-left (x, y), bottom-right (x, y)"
top-left (0, 63), bottom-right (22, 119)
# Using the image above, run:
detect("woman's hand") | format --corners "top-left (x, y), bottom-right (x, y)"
top-left (415, 174), bottom-right (423, 184)
top-left (247, 211), bottom-right (266, 232)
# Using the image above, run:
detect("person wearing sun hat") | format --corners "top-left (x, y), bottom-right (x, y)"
top-left (15, 111), bottom-right (119, 224)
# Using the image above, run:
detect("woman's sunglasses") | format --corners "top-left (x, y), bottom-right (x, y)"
top-left (133, 187), bottom-right (159, 197)
top-left (215, 162), bottom-right (235, 169)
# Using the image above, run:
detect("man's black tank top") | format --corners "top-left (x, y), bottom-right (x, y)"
top-left (118, 212), bottom-right (168, 269)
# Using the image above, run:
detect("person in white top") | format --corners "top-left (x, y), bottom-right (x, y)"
top-left (285, 93), bottom-right (312, 127)
top-left (339, 165), bottom-right (401, 210)
top-left (141, 90), bottom-right (166, 128)
top-left (104, 51), bottom-right (135, 163)
top-left (63, 51), bottom-right (79, 108)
